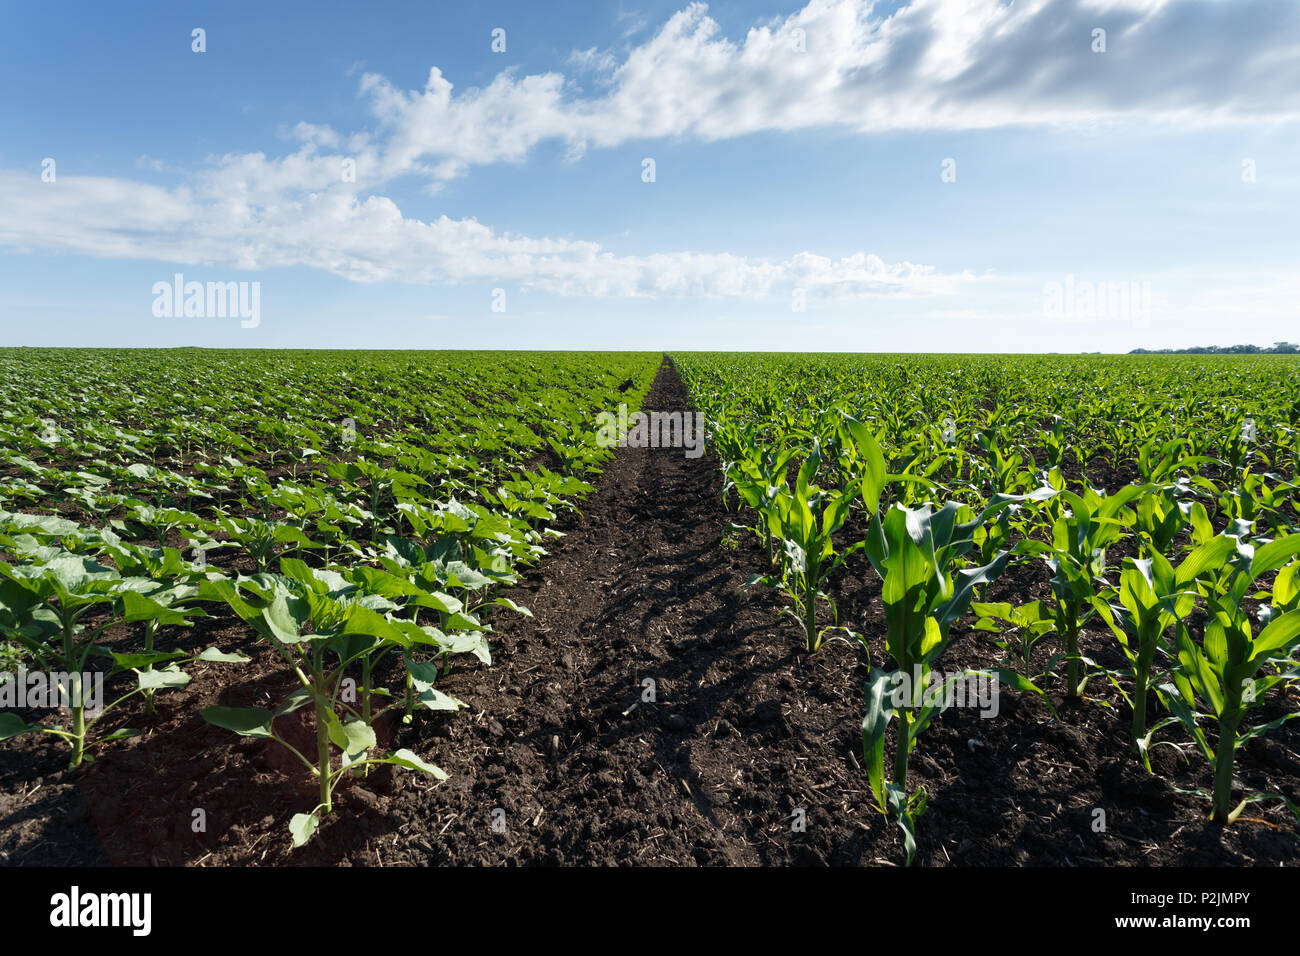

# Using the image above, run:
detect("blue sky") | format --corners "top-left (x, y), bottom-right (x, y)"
top-left (1, 0), bottom-right (1298, 352)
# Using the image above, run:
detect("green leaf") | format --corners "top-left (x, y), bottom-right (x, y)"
top-left (407, 661), bottom-right (467, 711)
top-left (0, 712), bottom-right (32, 740)
top-left (278, 557), bottom-right (328, 593)
top-left (1237, 711), bottom-right (1300, 745)
top-left (861, 668), bottom-right (895, 813)
top-left (110, 650), bottom-right (188, 669)
top-left (937, 551), bottom-right (1012, 629)
top-left (990, 667), bottom-right (1052, 706)
top-left (884, 783), bottom-right (924, 867)
top-left (1249, 608), bottom-right (1300, 665)
top-left (486, 597), bottom-right (532, 618)
top-left (435, 629), bottom-right (492, 665)
top-left (0, 510), bottom-right (81, 537)
top-left (379, 748), bottom-right (449, 779)
top-left (411, 590), bottom-right (462, 615)
top-left (441, 611), bottom-right (482, 631)
top-left (289, 812), bottom-right (319, 848)
top-left (342, 605), bottom-right (408, 643)
top-left (1154, 682), bottom-right (1213, 763)
top-left (120, 589), bottom-right (191, 626)
top-left (417, 686), bottom-right (466, 712)
top-left (260, 593), bottom-right (310, 644)
top-left (321, 707), bottom-right (349, 751)
top-left (341, 718), bottom-right (376, 756)
top-left (195, 646), bottom-right (251, 663)
top-left (1175, 536), bottom-right (1237, 587)
top-left (201, 706), bottom-right (275, 738)
top-left (274, 687), bottom-right (314, 718)
top-left (1176, 628), bottom-right (1225, 717)
top-left (1251, 536), bottom-right (1300, 580)
top-left (842, 414), bottom-right (886, 513)
top-left (137, 666), bottom-right (191, 691)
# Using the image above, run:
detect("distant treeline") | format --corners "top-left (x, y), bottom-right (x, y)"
top-left (1130, 342), bottom-right (1299, 354)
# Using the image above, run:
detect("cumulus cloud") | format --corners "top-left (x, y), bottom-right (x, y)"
top-left (2, 0), bottom-right (1295, 297)
top-left (0, 172), bottom-right (968, 297)
top-left (357, 0), bottom-right (1300, 182)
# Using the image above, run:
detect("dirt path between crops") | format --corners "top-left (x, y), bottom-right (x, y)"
top-left (2, 358), bottom-right (1296, 866)
top-left (358, 356), bottom-right (872, 865)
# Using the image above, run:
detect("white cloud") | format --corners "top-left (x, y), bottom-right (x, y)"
top-left (357, 0), bottom-right (1300, 182)
top-left (140, 0), bottom-right (1300, 199)
top-left (2, 0), bottom-right (1295, 299)
top-left (0, 172), bottom-right (970, 298)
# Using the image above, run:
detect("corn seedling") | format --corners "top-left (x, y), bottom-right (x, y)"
top-left (1158, 535), bottom-right (1300, 822)
top-left (1097, 536), bottom-right (1236, 759)
top-left (1020, 485), bottom-right (1144, 699)
top-left (971, 600), bottom-right (1055, 680)
top-left (860, 490), bottom-right (1052, 862)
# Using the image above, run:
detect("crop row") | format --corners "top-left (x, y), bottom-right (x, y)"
top-left (0, 349), bottom-right (661, 845)
top-left (676, 352), bottom-right (1300, 863)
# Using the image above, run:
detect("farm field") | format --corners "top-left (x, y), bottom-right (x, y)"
top-left (1, 349), bottom-right (1298, 866)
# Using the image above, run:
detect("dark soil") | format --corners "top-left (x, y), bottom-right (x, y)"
top-left (1, 359), bottom-right (1297, 866)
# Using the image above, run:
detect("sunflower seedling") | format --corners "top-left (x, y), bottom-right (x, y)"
top-left (0, 553), bottom-right (244, 766)
top-left (202, 561), bottom-right (454, 845)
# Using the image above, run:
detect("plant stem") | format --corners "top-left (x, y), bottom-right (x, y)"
top-left (1131, 643), bottom-right (1157, 752)
top-left (403, 650), bottom-right (414, 716)
top-left (1065, 618), bottom-right (1080, 699)
top-left (69, 675), bottom-right (85, 769)
top-left (143, 619), bottom-right (157, 718)
top-left (314, 686), bottom-right (332, 814)
top-left (804, 583), bottom-right (819, 653)
top-left (892, 708), bottom-right (912, 787)
top-left (361, 656), bottom-right (372, 725)
top-left (1131, 670), bottom-right (1148, 752)
top-left (62, 610), bottom-right (86, 768)
top-left (1211, 716), bottom-right (1239, 824)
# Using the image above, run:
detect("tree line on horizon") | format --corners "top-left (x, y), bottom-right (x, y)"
top-left (1130, 342), bottom-right (1298, 354)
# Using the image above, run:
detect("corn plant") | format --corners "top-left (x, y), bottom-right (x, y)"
top-left (1158, 535), bottom-right (1300, 823)
top-left (860, 490), bottom-right (1052, 862)
top-left (1098, 536), bottom-right (1236, 758)
top-left (1020, 485), bottom-right (1144, 699)
top-left (726, 442), bottom-right (802, 568)
top-left (1041, 414), bottom-right (1069, 470)
top-left (744, 417), bottom-right (885, 652)
top-left (1216, 472), bottom-right (1297, 535)
top-left (743, 441), bottom-right (856, 652)
top-left (971, 600), bottom-right (1055, 680)
top-left (974, 427), bottom-right (1035, 495)
top-left (1132, 485), bottom-right (1190, 557)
